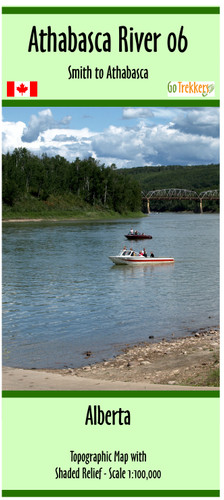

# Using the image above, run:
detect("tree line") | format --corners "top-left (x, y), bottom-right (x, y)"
top-left (2, 148), bottom-right (142, 214)
top-left (2, 149), bottom-right (219, 215)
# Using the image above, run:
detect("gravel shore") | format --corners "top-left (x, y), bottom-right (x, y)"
top-left (2, 327), bottom-right (219, 390)
top-left (64, 327), bottom-right (220, 387)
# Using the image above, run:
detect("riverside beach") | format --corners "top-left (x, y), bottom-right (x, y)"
top-left (2, 327), bottom-right (219, 391)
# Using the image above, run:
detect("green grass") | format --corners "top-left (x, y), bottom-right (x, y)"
top-left (203, 354), bottom-right (220, 387)
top-left (2, 194), bottom-right (144, 221)
top-left (182, 354), bottom-right (220, 387)
top-left (204, 368), bottom-right (220, 387)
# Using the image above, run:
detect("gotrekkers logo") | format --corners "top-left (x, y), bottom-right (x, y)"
top-left (167, 81), bottom-right (215, 97)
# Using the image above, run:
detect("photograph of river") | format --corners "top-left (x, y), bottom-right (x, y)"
top-left (2, 213), bottom-right (219, 369)
top-left (2, 106), bottom-right (220, 389)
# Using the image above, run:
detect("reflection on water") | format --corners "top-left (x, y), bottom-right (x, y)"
top-left (2, 213), bottom-right (219, 368)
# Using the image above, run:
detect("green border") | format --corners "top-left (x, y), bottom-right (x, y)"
top-left (2, 6), bottom-right (220, 499)
top-left (2, 100), bottom-right (220, 107)
top-left (2, 390), bottom-right (220, 398)
top-left (1, 489), bottom-right (220, 497)
top-left (1, 7), bottom-right (220, 14)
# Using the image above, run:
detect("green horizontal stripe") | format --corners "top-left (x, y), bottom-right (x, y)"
top-left (2, 100), bottom-right (220, 108)
top-left (1, 490), bottom-right (220, 497)
top-left (2, 7), bottom-right (220, 14)
top-left (2, 390), bottom-right (220, 398)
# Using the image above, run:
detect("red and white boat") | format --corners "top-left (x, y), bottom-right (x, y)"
top-left (109, 254), bottom-right (175, 265)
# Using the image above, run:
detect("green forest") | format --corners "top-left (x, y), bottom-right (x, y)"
top-left (2, 148), bottom-right (142, 218)
top-left (2, 149), bottom-right (219, 218)
top-left (119, 164), bottom-right (219, 191)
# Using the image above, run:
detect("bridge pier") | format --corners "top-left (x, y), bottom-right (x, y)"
top-left (147, 198), bottom-right (150, 214)
top-left (199, 198), bottom-right (203, 213)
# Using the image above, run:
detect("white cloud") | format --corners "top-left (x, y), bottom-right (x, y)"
top-left (21, 109), bottom-right (72, 142)
top-left (2, 120), bottom-right (27, 151)
top-left (172, 108), bottom-right (219, 138)
top-left (122, 108), bottom-right (154, 119)
top-left (92, 122), bottom-right (219, 167)
top-left (122, 107), bottom-right (219, 138)
top-left (2, 108), bottom-right (220, 167)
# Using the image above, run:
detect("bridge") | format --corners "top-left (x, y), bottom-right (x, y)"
top-left (142, 189), bottom-right (219, 213)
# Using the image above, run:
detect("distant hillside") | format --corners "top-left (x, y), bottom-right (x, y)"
top-left (118, 164), bottom-right (219, 212)
top-left (118, 164), bottom-right (219, 192)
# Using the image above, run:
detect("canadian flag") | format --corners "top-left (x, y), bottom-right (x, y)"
top-left (7, 81), bottom-right (38, 97)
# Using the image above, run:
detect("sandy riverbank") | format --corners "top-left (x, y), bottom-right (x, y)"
top-left (2, 218), bottom-right (83, 223)
top-left (2, 327), bottom-right (219, 391)
top-left (2, 213), bottom-right (144, 223)
top-left (3, 218), bottom-right (47, 222)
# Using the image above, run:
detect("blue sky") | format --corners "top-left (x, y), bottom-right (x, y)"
top-left (2, 107), bottom-right (219, 168)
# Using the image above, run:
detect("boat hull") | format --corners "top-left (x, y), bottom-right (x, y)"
top-left (109, 256), bottom-right (175, 265)
top-left (125, 234), bottom-right (152, 240)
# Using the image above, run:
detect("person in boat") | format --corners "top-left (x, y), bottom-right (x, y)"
top-left (121, 246), bottom-right (127, 255)
top-left (150, 251), bottom-right (154, 258)
top-left (139, 249), bottom-right (144, 256)
top-left (143, 248), bottom-right (148, 257)
top-left (130, 228), bottom-right (134, 234)
top-left (135, 230), bottom-right (138, 235)
top-left (129, 248), bottom-right (135, 256)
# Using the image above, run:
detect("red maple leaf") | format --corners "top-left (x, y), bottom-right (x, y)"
top-left (16, 83), bottom-right (28, 96)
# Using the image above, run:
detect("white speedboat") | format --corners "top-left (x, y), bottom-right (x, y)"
top-left (109, 255), bottom-right (175, 265)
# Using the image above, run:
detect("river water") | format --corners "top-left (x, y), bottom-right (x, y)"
top-left (2, 213), bottom-right (219, 369)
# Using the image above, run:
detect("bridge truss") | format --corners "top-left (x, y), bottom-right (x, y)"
top-left (142, 188), bottom-right (219, 213)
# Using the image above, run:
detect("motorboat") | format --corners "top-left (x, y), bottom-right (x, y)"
top-left (125, 233), bottom-right (152, 240)
top-left (109, 254), bottom-right (175, 265)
